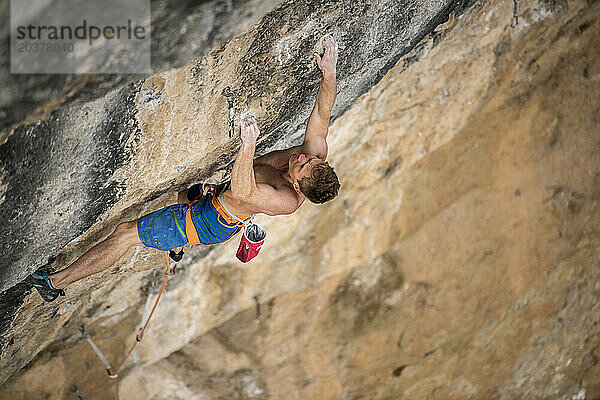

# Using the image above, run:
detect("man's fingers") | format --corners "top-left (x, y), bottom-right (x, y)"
top-left (316, 35), bottom-right (338, 68)
top-left (240, 115), bottom-right (260, 143)
top-left (323, 37), bottom-right (333, 51)
top-left (325, 36), bottom-right (336, 57)
top-left (250, 123), bottom-right (259, 138)
top-left (246, 116), bottom-right (258, 135)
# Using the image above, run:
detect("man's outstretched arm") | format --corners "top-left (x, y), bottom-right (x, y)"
top-left (302, 34), bottom-right (338, 160)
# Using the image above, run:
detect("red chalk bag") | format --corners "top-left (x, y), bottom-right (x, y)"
top-left (236, 220), bottom-right (266, 263)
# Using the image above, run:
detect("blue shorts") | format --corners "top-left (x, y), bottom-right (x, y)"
top-left (137, 189), bottom-right (250, 251)
top-left (137, 204), bottom-right (188, 251)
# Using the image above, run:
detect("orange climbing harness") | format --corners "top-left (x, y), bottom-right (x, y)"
top-left (185, 199), bottom-right (201, 246)
top-left (86, 252), bottom-right (176, 400)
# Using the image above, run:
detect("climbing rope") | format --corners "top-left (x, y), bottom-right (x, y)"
top-left (86, 251), bottom-right (176, 400)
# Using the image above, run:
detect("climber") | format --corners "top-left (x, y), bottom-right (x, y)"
top-left (27, 34), bottom-right (341, 302)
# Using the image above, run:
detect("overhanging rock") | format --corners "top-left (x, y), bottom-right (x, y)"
top-left (0, 0), bottom-right (459, 294)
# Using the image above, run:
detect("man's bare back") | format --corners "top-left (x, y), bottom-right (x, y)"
top-left (222, 145), bottom-right (318, 217)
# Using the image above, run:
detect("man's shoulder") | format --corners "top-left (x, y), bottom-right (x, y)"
top-left (253, 183), bottom-right (303, 216)
top-left (300, 137), bottom-right (328, 160)
top-left (255, 146), bottom-right (299, 168)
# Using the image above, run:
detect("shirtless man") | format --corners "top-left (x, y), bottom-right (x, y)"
top-left (28, 35), bottom-right (340, 302)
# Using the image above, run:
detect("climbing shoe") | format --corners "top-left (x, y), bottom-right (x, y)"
top-left (26, 268), bottom-right (65, 302)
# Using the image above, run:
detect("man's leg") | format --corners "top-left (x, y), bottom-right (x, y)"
top-left (49, 220), bottom-right (142, 290)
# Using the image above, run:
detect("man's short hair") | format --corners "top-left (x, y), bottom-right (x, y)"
top-left (298, 161), bottom-right (340, 204)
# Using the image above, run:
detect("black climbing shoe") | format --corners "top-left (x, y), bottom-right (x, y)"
top-left (26, 268), bottom-right (65, 302)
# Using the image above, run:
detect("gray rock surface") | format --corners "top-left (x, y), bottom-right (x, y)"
top-left (0, 0), bottom-right (284, 135)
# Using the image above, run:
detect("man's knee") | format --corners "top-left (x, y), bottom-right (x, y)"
top-left (114, 220), bottom-right (140, 245)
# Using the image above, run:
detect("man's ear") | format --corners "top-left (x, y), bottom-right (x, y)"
top-left (293, 181), bottom-right (301, 194)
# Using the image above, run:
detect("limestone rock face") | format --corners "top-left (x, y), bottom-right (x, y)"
top-left (1, 0), bottom-right (600, 399)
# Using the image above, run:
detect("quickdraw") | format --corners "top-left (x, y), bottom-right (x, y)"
top-left (254, 294), bottom-right (261, 324)
top-left (222, 86), bottom-right (235, 138)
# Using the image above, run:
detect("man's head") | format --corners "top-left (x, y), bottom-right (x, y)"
top-left (289, 153), bottom-right (340, 204)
